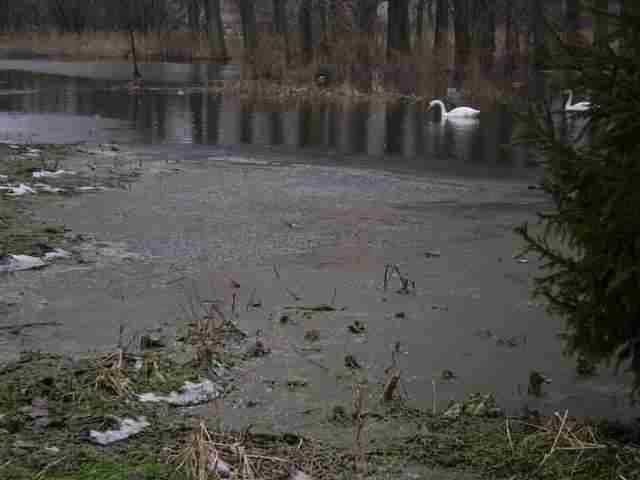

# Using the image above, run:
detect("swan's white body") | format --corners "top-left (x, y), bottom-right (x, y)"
top-left (564, 90), bottom-right (591, 112)
top-left (429, 100), bottom-right (480, 121)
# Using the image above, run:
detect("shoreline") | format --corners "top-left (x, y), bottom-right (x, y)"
top-left (0, 31), bottom-right (527, 108)
top-left (1, 326), bottom-right (637, 480)
top-left (0, 139), bottom-right (634, 479)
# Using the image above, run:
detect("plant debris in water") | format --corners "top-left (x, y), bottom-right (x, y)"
top-left (303, 329), bottom-right (320, 342)
top-left (383, 264), bottom-right (416, 295)
top-left (347, 320), bottom-right (366, 334)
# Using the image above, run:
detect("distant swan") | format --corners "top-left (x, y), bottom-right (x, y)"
top-left (564, 89), bottom-right (591, 112)
top-left (429, 100), bottom-right (480, 121)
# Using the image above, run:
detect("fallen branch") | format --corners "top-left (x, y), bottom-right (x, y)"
top-left (285, 288), bottom-right (302, 301)
top-left (285, 304), bottom-right (336, 312)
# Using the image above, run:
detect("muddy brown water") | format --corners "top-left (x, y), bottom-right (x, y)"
top-left (0, 60), bottom-right (634, 428)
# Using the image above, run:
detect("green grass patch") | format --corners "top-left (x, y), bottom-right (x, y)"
top-left (0, 145), bottom-right (71, 257)
top-left (0, 145), bottom-right (68, 182)
top-left (0, 348), bottom-right (235, 480)
top-left (0, 201), bottom-right (66, 256)
top-left (1, 350), bottom-right (638, 480)
top-left (368, 405), bottom-right (639, 480)
top-left (48, 462), bottom-right (168, 480)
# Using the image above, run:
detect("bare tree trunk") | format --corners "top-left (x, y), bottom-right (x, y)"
top-left (529, 0), bottom-right (545, 70)
top-left (352, 0), bottom-right (377, 91)
top-left (593, 0), bottom-right (608, 46)
top-left (503, 0), bottom-right (515, 78)
top-left (416, 0), bottom-right (426, 45)
top-left (477, 1), bottom-right (495, 73)
top-left (452, 0), bottom-right (470, 88)
top-left (273, 0), bottom-right (289, 63)
top-left (434, 0), bottom-right (448, 50)
top-left (188, 0), bottom-right (201, 32)
top-left (273, 0), bottom-right (287, 34)
top-left (565, 0), bottom-right (580, 44)
top-left (299, 0), bottom-right (314, 62)
top-left (388, 0), bottom-right (411, 57)
top-left (527, 0), bottom-right (546, 99)
top-left (354, 0), bottom-right (376, 33)
top-left (129, 29), bottom-right (141, 79)
top-left (205, 0), bottom-right (227, 58)
top-left (318, 0), bottom-right (328, 38)
top-left (239, 0), bottom-right (257, 53)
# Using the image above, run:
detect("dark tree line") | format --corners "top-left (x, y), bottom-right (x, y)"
top-left (0, 0), bottom-right (616, 73)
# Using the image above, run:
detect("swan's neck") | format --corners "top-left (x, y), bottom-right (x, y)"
top-left (432, 100), bottom-right (448, 117)
top-left (565, 90), bottom-right (574, 109)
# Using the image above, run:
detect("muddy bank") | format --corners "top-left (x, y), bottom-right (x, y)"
top-left (1, 317), bottom-right (637, 480)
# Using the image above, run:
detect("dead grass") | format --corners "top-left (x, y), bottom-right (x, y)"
top-left (93, 348), bottom-right (133, 398)
top-left (210, 28), bottom-right (533, 108)
top-left (0, 31), bottom-right (232, 61)
top-left (352, 383), bottom-right (368, 477)
top-left (167, 422), bottom-right (351, 480)
top-left (0, 28), bottom-right (531, 105)
top-left (515, 410), bottom-right (606, 468)
top-left (190, 313), bottom-right (225, 368)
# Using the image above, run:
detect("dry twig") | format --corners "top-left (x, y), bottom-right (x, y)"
top-left (94, 348), bottom-right (132, 398)
top-left (352, 383), bottom-right (368, 477)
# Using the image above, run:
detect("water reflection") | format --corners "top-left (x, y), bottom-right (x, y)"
top-left (0, 66), bottom-right (546, 178)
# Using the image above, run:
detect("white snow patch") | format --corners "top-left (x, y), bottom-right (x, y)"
top-left (88, 417), bottom-right (150, 445)
top-left (0, 255), bottom-right (47, 273)
top-left (32, 169), bottom-right (75, 178)
top-left (208, 455), bottom-right (232, 477)
top-left (33, 183), bottom-right (65, 193)
top-left (43, 248), bottom-right (72, 261)
top-left (0, 183), bottom-right (35, 196)
top-left (76, 185), bottom-right (107, 192)
top-left (137, 380), bottom-right (220, 406)
top-left (290, 470), bottom-right (313, 480)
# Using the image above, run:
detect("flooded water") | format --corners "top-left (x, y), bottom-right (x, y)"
top-left (1, 59), bottom-right (631, 424)
top-left (0, 59), bottom-right (539, 179)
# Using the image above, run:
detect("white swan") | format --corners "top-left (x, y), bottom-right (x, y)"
top-left (429, 100), bottom-right (480, 121)
top-left (564, 89), bottom-right (591, 112)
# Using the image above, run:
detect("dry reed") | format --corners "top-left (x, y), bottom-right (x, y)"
top-left (0, 26), bottom-right (536, 105)
top-left (168, 422), bottom-right (350, 480)
top-left (352, 383), bottom-right (369, 477)
top-left (0, 31), bottom-right (230, 61)
top-left (508, 409), bottom-right (606, 472)
top-left (93, 348), bottom-right (132, 398)
top-left (190, 309), bottom-right (225, 368)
